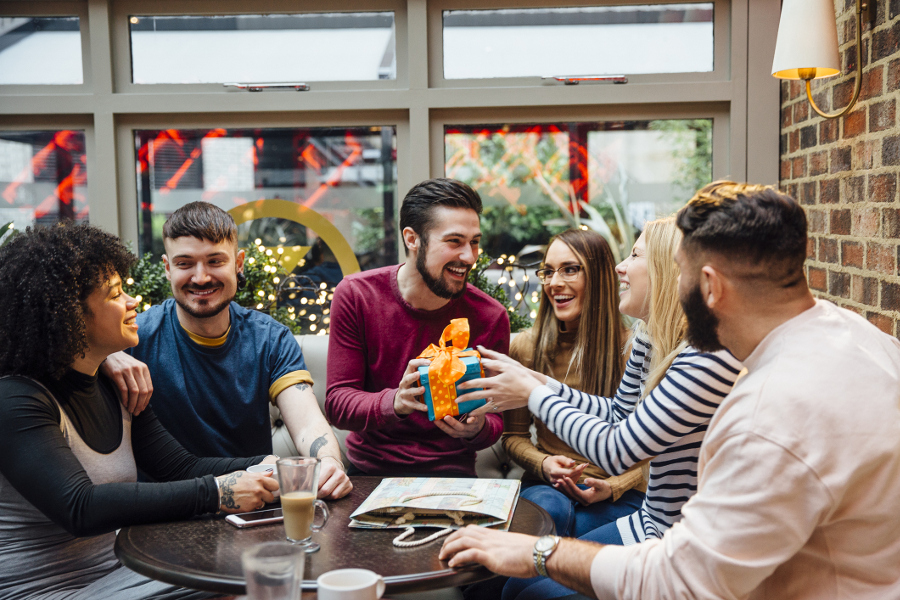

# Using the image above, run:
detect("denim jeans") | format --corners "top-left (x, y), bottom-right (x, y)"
top-left (519, 480), bottom-right (644, 538)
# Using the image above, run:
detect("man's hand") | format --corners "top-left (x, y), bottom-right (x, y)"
top-left (394, 358), bottom-right (431, 417)
top-left (100, 352), bottom-right (153, 416)
top-left (439, 526), bottom-right (538, 577)
top-left (542, 456), bottom-right (588, 485)
top-left (317, 456), bottom-right (352, 500)
top-left (434, 412), bottom-right (486, 439)
top-left (215, 470), bottom-right (279, 513)
top-left (557, 476), bottom-right (612, 506)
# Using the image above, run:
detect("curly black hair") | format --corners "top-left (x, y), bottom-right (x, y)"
top-left (0, 223), bottom-right (136, 381)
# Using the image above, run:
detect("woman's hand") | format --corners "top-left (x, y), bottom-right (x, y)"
top-left (556, 476), bottom-right (612, 506)
top-left (541, 456), bottom-right (588, 484)
top-left (215, 471), bottom-right (279, 513)
top-left (456, 347), bottom-right (547, 416)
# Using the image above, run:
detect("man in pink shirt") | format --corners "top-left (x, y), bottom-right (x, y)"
top-left (325, 178), bottom-right (510, 477)
top-left (441, 182), bottom-right (900, 599)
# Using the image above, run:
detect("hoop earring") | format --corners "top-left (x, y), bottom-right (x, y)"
top-left (237, 271), bottom-right (246, 289)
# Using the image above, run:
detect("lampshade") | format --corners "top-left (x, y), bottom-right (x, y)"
top-left (772, 0), bottom-right (841, 80)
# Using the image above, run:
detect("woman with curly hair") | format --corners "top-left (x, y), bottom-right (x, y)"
top-left (0, 224), bottom-right (277, 600)
top-left (502, 229), bottom-right (645, 538)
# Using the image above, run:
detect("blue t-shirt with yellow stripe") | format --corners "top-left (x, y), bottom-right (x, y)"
top-left (128, 299), bottom-right (311, 457)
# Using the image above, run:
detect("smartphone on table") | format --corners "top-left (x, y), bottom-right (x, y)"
top-left (225, 507), bottom-right (284, 528)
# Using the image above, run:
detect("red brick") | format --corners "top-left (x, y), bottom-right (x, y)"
top-left (888, 58), bottom-right (900, 93)
top-left (843, 108), bottom-right (867, 138)
top-left (781, 106), bottom-right (792, 128)
top-left (820, 178), bottom-right (840, 204)
top-left (883, 208), bottom-right (900, 237)
top-left (809, 151), bottom-right (829, 176)
top-left (831, 209), bottom-right (851, 234)
top-left (808, 266), bottom-right (827, 291)
top-left (834, 79), bottom-right (856, 110)
top-left (870, 173), bottom-right (897, 202)
top-left (851, 274), bottom-right (865, 303)
top-left (851, 274), bottom-right (878, 305)
top-left (831, 146), bottom-right (852, 172)
top-left (867, 242), bottom-right (896, 274)
top-left (867, 312), bottom-right (893, 335)
top-left (854, 140), bottom-right (876, 170)
top-left (870, 99), bottom-right (896, 132)
top-left (800, 182), bottom-right (817, 206)
top-left (792, 156), bottom-right (807, 179)
top-left (853, 207), bottom-right (880, 237)
top-left (780, 159), bottom-right (791, 181)
top-left (807, 238), bottom-right (817, 260)
top-left (819, 237), bottom-right (839, 263)
top-left (790, 80), bottom-right (803, 100)
top-left (844, 176), bottom-right (866, 203)
top-left (793, 101), bottom-right (809, 124)
top-left (790, 130), bottom-right (801, 153)
top-left (842, 241), bottom-right (864, 268)
top-left (820, 119), bottom-right (839, 144)
top-left (882, 281), bottom-right (900, 311)
top-left (860, 65), bottom-right (884, 100)
top-left (809, 209), bottom-right (827, 233)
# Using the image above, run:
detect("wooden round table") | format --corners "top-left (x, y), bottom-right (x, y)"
top-left (115, 477), bottom-right (554, 596)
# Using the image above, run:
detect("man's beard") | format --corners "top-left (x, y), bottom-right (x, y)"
top-left (175, 285), bottom-right (234, 319)
top-left (416, 242), bottom-right (469, 300)
top-left (681, 284), bottom-right (724, 352)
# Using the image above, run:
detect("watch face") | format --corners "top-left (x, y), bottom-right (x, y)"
top-left (535, 536), bottom-right (556, 552)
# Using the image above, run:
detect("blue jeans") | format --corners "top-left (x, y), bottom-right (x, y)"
top-left (502, 521), bottom-right (625, 600)
top-left (520, 480), bottom-right (644, 537)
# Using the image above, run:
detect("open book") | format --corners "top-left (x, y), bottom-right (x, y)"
top-left (350, 478), bottom-right (521, 532)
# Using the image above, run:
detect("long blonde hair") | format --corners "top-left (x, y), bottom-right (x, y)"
top-left (633, 217), bottom-right (688, 395)
top-left (532, 229), bottom-right (624, 396)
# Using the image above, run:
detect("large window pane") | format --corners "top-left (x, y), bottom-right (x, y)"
top-left (134, 126), bottom-right (397, 268)
top-left (0, 17), bottom-right (82, 84)
top-left (443, 4), bottom-right (713, 79)
top-left (0, 130), bottom-right (88, 228)
top-left (130, 13), bottom-right (396, 84)
top-left (445, 120), bottom-right (712, 259)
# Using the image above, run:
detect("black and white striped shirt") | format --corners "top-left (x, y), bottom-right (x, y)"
top-left (527, 334), bottom-right (743, 543)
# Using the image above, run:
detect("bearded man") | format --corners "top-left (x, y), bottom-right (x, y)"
top-left (325, 178), bottom-right (510, 477)
top-left (103, 202), bottom-right (351, 500)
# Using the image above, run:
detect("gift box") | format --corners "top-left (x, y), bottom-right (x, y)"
top-left (417, 318), bottom-right (487, 422)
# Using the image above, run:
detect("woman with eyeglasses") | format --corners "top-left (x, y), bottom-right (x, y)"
top-left (501, 229), bottom-right (645, 539)
top-left (453, 217), bottom-right (743, 600)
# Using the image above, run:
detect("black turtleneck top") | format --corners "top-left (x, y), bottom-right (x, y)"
top-left (0, 370), bottom-right (265, 537)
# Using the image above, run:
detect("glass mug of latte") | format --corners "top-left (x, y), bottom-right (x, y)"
top-left (276, 458), bottom-right (330, 553)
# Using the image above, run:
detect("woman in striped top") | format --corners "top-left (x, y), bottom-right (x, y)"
top-left (461, 217), bottom-right (743, 600)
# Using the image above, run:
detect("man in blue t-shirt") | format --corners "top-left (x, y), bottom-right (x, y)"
top-left (103, 202), bottom-right (350, 499)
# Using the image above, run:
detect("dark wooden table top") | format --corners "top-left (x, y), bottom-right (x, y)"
top-left (115, 476), bottom-right (553, 596)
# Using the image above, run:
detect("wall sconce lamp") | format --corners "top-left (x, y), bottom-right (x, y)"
top-left (772, 0), bottom-right (875, 119)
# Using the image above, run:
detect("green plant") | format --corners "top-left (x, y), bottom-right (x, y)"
top-left (0, 222), bottom-right (19, 247)
top-left (467, 252), bottom-right (532, 333)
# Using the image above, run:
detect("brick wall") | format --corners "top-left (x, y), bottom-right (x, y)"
top-left (781, 1), bottom-right (900, 335)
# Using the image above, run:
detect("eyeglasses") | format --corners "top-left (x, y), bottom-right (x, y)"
top-left (535, 264), bottom-right (584, 284)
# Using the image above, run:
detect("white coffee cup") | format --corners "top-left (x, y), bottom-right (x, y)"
top-left (317, 568), bottom-right (385, 600)
top-left (247, 463), bottom-right (280, 498)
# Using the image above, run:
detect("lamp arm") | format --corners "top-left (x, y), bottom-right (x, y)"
top-left (804, 0), bottom-right (864, 119)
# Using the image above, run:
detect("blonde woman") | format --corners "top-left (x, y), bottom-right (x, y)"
top-left (458, 217), bottom-right (743, 600)
top-left (502, 229), bottom-right (645, 538)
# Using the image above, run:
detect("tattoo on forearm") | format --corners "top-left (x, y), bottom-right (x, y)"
top-left (309, 434), bottom-right (328, 458)
top-left (295, 383), bottom-right (311, 392)
top-left (217, 471), bottom-right (242, 509)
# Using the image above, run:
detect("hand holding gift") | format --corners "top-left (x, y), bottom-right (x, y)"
top-left (416, 319), bottom-right (487, 424)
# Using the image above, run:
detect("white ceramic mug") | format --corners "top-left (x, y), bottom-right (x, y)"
top-left (247, 463), bottom-right (280, 498)
top-left (316, 568), bottom-right (385, 600)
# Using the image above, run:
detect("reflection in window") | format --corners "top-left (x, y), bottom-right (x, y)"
top-left (445, 120), bottom-right (712, 259)
top-left (443, 4), bottom-right (713, 79)
top-left (0, 130), bottom-right (88, 228)
top-left (129, 13), bottom-right (396, 84)
top-left (0, 17), bottom-right (82, 84)
top-left (134, 126), bottom-right (398, 276)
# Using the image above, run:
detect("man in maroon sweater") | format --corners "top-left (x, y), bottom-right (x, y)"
top-left (325, 178), bottom-right (510, 477)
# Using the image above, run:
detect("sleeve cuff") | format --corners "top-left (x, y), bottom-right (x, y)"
top-left (546, 378), bottom-right (563, 394)
top-left (377, 388), bottom-right (404, 427)
top-left (460, 412), bottom-right (502, 450)
top-left (527, 384), bottom-right (557, 416)
top-left (268, 370), bottom-right (315, 404)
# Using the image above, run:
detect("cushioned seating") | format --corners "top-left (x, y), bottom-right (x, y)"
top-left (270, 334), bottom-right (524, 480)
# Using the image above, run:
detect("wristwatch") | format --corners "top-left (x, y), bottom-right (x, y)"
top-left (533, 535), bottom-right (561, 577)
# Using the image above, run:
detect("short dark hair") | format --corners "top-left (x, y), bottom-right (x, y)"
top-left (399, 178), bottom-right (482, 247)
top-left (163, 201), bottom-right (237, 245)
top-left (0, 223), bottom-right (136, 381)
top-left (676, 181), bottom-right (807, 286)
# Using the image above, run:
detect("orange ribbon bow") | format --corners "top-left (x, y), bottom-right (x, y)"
top-left (417, 318), bottom-right (482, 419)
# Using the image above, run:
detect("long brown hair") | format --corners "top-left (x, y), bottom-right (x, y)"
top-left (532, 229), bottom-right (624, 396)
